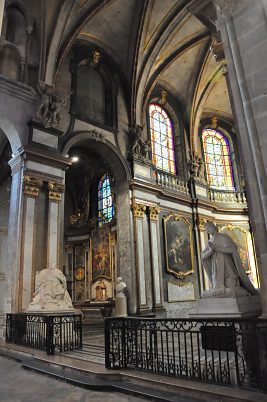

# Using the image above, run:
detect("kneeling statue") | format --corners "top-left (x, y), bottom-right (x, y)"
top-left (201, 222), bottom-right (258, 297)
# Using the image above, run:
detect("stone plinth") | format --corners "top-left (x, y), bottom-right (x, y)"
top-left (115, 294), bottom-right (127, 317)
top-left (190, 295), bottom-right (262, 319)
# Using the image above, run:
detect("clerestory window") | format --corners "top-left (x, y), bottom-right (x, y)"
top-left (149, 104), bottom-right (176, 174)
top-left (202, 128), bottom-right (235, 190)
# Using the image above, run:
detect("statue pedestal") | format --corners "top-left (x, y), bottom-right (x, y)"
top-left (190, 295), bottom-right (262, 319)
top-left (115, 294), bottom-right (127, 317)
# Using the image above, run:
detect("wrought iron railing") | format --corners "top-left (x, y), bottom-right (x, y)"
top-left (6, 313), bottom-right (82, 355)
top-left (153, 169), bottom-right (189, 195)
top-left (105, 317), bottom-right (267, 391)
top-left (208, 189), bottom-right (247, 205)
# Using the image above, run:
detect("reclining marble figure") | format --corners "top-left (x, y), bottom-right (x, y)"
top-left (27, 267), bottom-right (74, 311)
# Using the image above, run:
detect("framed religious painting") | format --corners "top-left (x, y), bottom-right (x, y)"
top-left (91, 225), bottom-right (112, 281)
top-left (164, 213), bottom-right (194, 277)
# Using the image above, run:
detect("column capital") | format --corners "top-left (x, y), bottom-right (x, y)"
top-left (148, 206), bottom-right (160, 221)
top-left (48, 181), bottom-right (65, 201)
top-left (132, 203), bottom-right (147, 218)
top-left (213, 0), bottom-right (243, 22)
top-left (23, 175), bottom-right (43, 197)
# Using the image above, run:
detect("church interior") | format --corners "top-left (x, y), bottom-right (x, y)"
top-left (1, 0), bottom-right (267, 399)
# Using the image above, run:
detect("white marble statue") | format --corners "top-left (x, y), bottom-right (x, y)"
top-left (115, 277), bottom-right (127, 317)
top-left (201, 222), bottom-right (258, 298)
top-left (27, 267), bottom-right (74, 311)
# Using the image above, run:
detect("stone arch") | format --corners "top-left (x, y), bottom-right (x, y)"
top-left (0, 110), bottom-right (22, 154)
top-left (61, 130), bottom-right (131, 183)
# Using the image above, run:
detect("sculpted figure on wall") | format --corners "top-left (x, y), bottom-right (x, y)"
top-left (130, 125), bottom-right (151, 160)
top-left (27, 267), bottom-right (74, 311)
top-left (201, 222), bottom-right (258, 297)
top-left (35, 82), bottom-right (70, 128)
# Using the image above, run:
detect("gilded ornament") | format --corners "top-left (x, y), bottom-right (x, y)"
top-left (23, 175), bottom-right (43, 197)
top-left (148, 206), bottom-right (160, 221)
top-left (132, 203), bottom-right (147, 218)
top-left (75, 266), bottom-right (85, 281)
top-left (48, 182), bottom-right (65, 201)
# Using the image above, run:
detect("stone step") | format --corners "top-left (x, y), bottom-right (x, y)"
top-left (20, 356), bottom-right (205, 402)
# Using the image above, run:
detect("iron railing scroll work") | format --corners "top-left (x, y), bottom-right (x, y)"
top-left (105, 317), bottom-right (267, 391)
top-left (6, 313), bottom-right (82, 355)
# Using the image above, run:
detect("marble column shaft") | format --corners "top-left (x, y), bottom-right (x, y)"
top-left (148, 206), bottom-right (164, 308)
top-left (47, 182), bottom-right (65, 270)
top-left (20, 175), bottom-right (42, 310)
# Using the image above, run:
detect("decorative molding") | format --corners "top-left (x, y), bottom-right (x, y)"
top-left (132, 203), bottom-right (147, 219)
top-left (88, 129), bottom-right (105, 141)
top-left (148, 206), bottom-right (160, 221)
top-left (47, 181), bottom-right (65, 201)
top-left (23, 175), bottom-right (43, 197)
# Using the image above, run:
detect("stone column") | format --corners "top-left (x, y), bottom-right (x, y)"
top-left (214, 0), bottom-right (267, 315)
top-left (148, 206), bottom-right (165, 314)
top-left (0, 0), bottom-right (5, 36)
top-left (5, 156), bottom-right (24, 313)
top-left (47, 181), bottom-right (65, 270)
top-left (132, 202), bottom-right (150, 313)
top-left (116, 183), bottom-right (136, 314)
top-left (20, 175), bottom-right (43, 310)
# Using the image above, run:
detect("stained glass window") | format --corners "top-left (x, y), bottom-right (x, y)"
top-left (98, 173), bottom-right (115, 226)
top-left (202, 128), bottom-right (235, 190)
top-left (149, 104), bottom-right (176, 174)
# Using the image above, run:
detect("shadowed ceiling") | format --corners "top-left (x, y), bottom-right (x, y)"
top-left (45, 0), bottom-right (233, 143)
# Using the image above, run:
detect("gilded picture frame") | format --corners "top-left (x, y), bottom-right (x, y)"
top-left (164, 213), bottom-right (194, 278)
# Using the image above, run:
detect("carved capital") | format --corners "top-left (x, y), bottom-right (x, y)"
top-left (197, 217), bottom-right (207, 230)
top-left (48, 181), bottom-right (65, 201)
top-left (148, 206), bottom-right (160, 221)
top-left (213, 0), bottom-right (243, 22)
top-left (132, 203), bottom-right (147, 219)
top-left (23, 175), bottom-right (43, 197)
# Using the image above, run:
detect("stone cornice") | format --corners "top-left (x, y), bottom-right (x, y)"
top-left (0, 75), bottom-right (36, 103)
top-left (18, 145), bottom-right (72, 171)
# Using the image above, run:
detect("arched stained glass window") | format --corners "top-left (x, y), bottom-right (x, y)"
top-left (202, 128), bottom-right (235, 190)
top-left (98, 173), bottom-right (115, 226)
top-left (149, 104), bottom-right (176, 174)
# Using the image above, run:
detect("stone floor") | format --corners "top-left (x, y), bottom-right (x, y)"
top-left (0, 356), bottom-right (147, 402)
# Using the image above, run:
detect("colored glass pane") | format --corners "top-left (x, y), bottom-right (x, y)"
top-left (202, 129), bottom-right (235, 190)
top-left (98, 173), bottom-right (115, 226)
top-left (149, 104), bottom-right (176, 174)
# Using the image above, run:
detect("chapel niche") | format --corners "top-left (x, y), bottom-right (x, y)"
top-left (64, 143), bottom-right (117, 307)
